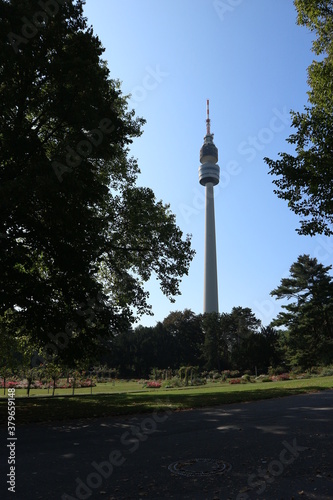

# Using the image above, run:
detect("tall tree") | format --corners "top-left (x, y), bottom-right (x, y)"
top-left (228, 306), bottom-right (261, 346)
top-left (0, 0), bottom-right (194, 364)
top-left (231, 326), bottom-right (282, 373)
top-left (201, 313), bottom-right (229, 371)
top-left (271, 255), bottom-right (333, 367)
top-left (264, 0), bottom-right (333, 236)
top-left (163, 309), bottom-right (204, 367)
top-left (226, 307), bottom-right (261, 369)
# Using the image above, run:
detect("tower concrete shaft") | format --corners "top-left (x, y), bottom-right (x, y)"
top-left (204, 182), bottom-right (219, 313)
top-left (198, 100), bottom-right (220, 313)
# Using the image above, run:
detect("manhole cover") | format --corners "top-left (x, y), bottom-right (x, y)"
top-left (168, 458), bottom-right (232, 477)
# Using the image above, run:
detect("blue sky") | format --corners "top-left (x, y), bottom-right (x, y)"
top-left (83, 0), bottom-right (333, 327)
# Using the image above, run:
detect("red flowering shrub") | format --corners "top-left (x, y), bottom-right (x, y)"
top-left (229, 378), bottom-right (242, 384)
top-left (5, 381), bottom-right (19, 388)
top-left (146, 381), bottom-right (161, 388)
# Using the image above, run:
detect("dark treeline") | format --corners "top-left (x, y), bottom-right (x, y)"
top-left (100, 308), bottom-right (282, 378)
top-left (1, 254), bottom-right (333, 380)
top-left (100, 254), bottom-right (333, 378)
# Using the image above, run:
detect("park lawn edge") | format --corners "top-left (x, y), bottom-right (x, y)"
top-left (1, 376), bottom-right (332, 425)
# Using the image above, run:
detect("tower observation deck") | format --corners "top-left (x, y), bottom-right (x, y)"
top-left (198, 100), bottom-right (220, 313)
top-left (199, 99), bottom-right (220, 186)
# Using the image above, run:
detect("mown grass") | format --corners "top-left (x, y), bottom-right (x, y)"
top-left (0, 379), bottom-right (145, 397)
top-left (0, 376), bottom-right (332, 425)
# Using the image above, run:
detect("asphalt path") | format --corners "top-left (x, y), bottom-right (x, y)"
top-left (1, 390), bottom-right (333, 500)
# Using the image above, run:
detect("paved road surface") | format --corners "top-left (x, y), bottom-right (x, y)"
top-left (1, 390), bottom-right (333, 500)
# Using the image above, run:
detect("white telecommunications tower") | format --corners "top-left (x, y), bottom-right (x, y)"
top-left (198, 100), bottom-right (220, 313)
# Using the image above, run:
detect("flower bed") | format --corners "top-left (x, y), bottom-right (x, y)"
top-left (0, 378), bottom-right (96, 389)
top-left (0, 380), bottom-right (20, 388)
top-left (229, 378), bottom-right (242, 384)
top-left (145, 381), bottom-right (161, 388)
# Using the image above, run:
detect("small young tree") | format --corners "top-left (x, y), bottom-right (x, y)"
top-left (20, 367), bottom-right (38, 397)
top-left (0, 367), bottom-right (12, 395)
top-left (45, 363), bottom-right (62, 397)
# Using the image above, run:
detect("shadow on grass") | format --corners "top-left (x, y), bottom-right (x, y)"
top-left (0, 383), bottom-right (332, 425)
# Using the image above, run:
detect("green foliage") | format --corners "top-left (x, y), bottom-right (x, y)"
top-left (103, 308), bottom-right (278, 377)
top-left (320, 367), bottom-right (333, 376)
top-left (268, 365), bottom-right (288, 376)
top-left (265, 0), bottom-right (333, 236)
top-left (0, 0), bottom-right (194, 363)
top-left (231, 326), bottom-right (281, 373)
top-left (163, 310), bottom-right (204, 367)
top-left (149, 368), bottom-right (165, 380)
top-left (44, 362), bottom-right (62, 396)
top-left (255, 375), bottom-right (272, 382)
top-left (20, 366), bottom-right (39, 396)
top-left (161, 376), bottom-right (183, 388)
top-left (271, 255), bottom-right (333, 368)
top-left (201, 312), bottom-right (229, 371)
top-left (0, 366), bottom-right (13, 395)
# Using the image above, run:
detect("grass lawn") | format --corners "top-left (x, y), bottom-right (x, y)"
top-left (0, 379), bottom-right (146, 397)
top-left (0, 376), bottom-right (332, 425)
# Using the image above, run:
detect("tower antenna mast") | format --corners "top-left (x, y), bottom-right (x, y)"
top-left (206, 99), bottom-right (211, 135)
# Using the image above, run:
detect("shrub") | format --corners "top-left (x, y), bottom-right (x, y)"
top-left (145, 381), bottom-right (161, 389)
top-left (290, 366), bottom-right (304, 375)
top-left (271, 373), bottom-right (290, 381)
top-left (150, 368), bottom-right (167, 380)
top-left (0, 380), bottom-right (20, 388)
top-left (294, 373), bottom-right (312, 379)
top-left (309, 366), bottom-right (321, 374)
top-left (229, 378), bottom-right (242, 384)
top-left (191, 377), bottom-right (207, 386)
top-left (166, 376), bottom-right (183, 388)
top-left (255, 375), bottom-right (272, 382)
top-left (268, 366), bottom-right (288, 376)
top-left (320, 368), bottom-right (333, 377)
top-left (6, 380), bottom-right (19, 388)
top-left (241, 374), bottom-right (252, 383)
